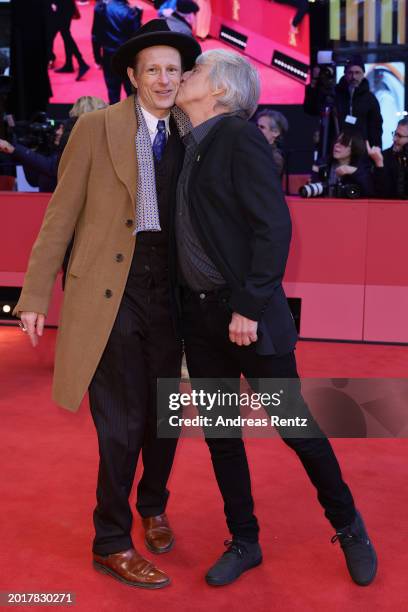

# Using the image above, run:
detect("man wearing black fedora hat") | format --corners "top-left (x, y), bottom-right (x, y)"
top-left (15, 19), bottom-right (200, 589)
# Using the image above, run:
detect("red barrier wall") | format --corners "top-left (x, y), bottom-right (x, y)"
top-left (1, 193), bottom-right (407, 343)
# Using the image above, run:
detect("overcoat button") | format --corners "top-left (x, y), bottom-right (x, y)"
top-left (115, 253), bottom-right (124, 262)
top-left (125, 219), bottom-right (133, 227)
top-left (105, 289), bottom-right (113, 298)
top-left (199, 293), bottom-right (206, 300)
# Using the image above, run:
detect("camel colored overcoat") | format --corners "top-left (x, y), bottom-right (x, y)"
top-left (14, 96), bottom-right (142, 411)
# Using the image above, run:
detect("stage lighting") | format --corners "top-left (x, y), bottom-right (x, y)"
top-left (0, 287), bottom-right (21, 321)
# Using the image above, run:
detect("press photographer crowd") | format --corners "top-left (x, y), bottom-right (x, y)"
top-left (300, 52), bottom-right (408, 200)
top-left (1, 44), bottom-right (406, 200)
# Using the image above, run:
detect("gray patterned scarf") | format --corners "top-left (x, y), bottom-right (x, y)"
top-left (133, 98), bottom-right (191, 235)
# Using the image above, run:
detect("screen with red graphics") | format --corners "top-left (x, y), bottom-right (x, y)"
top-left (210, 0), bottom-right (310, 60)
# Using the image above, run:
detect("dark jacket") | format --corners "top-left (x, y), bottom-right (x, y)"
top-left (312, 157), bottom-right (375, 198)
top-left (185, 116), bottom-right (298, 356)
top-left (11, 144), bottom-right (59, 192)
top-left (373, 147), bottom-right (407, 199)
top-left (335, 76), bottom-right (382, 146)
top-left (304, 76), bottom-right (383, 147)
top-left (92, 0), bottom-right (142, 62)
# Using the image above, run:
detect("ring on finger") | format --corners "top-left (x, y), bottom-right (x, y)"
top-left (18, 321), bottom-right (27, 333)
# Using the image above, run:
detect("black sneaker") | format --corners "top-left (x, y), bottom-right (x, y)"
top-left (205, 540), bottom-right (262, 586)
top-left (331, 510), bottom-right (377, 586)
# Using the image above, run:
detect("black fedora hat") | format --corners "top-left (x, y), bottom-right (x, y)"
top-left (112, 18), bottom-right (202, 78)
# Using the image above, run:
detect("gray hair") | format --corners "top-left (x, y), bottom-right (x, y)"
top-left (254, 109), bottom-right (289, 136)
top-left (196, 49), bottom-right (261, 120)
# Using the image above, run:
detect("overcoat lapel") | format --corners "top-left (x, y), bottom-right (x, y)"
top-left (105, 95), bottom-right (138, 208)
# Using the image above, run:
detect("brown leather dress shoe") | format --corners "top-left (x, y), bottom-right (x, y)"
top-left (142, 513), bottom-right (174, 554)
top-left (93, 548), bottom-right (170, 589)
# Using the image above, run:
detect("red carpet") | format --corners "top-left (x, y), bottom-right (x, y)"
top-left (1, 326), bottom-right (407, 611)
top-left (50, 1), bottom-right (305, 106)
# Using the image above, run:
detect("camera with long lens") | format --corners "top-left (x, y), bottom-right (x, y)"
top-left (8, 112), bottom-right (59, 155)
top-left (299, 181), bottom-right (328, 198)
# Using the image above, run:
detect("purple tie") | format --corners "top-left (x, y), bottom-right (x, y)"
top-left (152, 120), bottom-right (167, 162)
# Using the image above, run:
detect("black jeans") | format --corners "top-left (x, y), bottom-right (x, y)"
top-left (181, 288), bottom-right (356, 542)
top-left (53, 15), bottom-right (85, 67)
top-left (89, 246), bottom-right (182, 555)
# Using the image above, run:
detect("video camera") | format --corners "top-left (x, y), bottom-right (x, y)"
top-left (8, 112), bottom-right (60, 155)
top-left (314, 50), bottom-right (337, 105)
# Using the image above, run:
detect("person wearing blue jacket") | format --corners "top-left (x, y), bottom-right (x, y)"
top-left (92, 0), bottom-right (142, 104)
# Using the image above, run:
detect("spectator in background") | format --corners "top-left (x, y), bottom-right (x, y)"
top-left (69, 95), bottom-right (108, 118)
top-left (52, 0), bottom-right (90, 80)
top-left (166, 1), bottom-right (199, 35)
top-left (312, 129), bottom-right (374, 198)
top-left (0, 96), bottom-right (107, 192)
top-left (367, 117), bottom-right (408, 199)
top-left (194, 0), bottom-right (211, 40)
top-left (255, 109), bottom-right (288, 176)
top-left (92, 0), bottom-right (142, 104)
top-left (304, 55), bottom-right (383, 148)
top-left (155, 0), bottom-right (177, 17)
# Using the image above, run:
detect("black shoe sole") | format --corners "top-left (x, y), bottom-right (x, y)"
top-left (205, 557), bottom-right (263, 586)
top-left (93, 561), bottom-right (170, 589)
top-left (145, 537), bottom-right (175, 555)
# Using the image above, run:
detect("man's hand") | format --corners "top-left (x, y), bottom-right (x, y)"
top-left (0, 139), bottom-right (15, 154)
top-left (20, 312), bottom-right (45, 347)
top-left (366, 141), bottom-right (384, 167)
top-left (335, 164), bottom-right (357, 177)
top-left (229, 312), bottom-right (258, 346)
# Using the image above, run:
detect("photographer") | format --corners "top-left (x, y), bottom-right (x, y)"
top-left (367, 117), bottom-right (408, 199)
top-left (0, 121), bottom-right (65, 192)
top-left (303, 129), bottom-right (374, 198)
top-left (304, 54), bottom-right (383, 147)
top-left (0, 96), bottom-right (107, 192)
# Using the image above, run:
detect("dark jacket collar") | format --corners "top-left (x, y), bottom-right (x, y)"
top-left (336, 75), bottom-right (370, 96)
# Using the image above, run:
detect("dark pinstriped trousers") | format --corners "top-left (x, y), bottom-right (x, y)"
top-left (88, 247), bottom-right (182, 555)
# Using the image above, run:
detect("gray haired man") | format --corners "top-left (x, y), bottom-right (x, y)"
top-left (175, 49), bottom-right (377, 587)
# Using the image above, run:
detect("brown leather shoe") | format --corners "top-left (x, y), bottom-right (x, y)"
top-left (142, 513), bottom-right (174, 554)
top-left (93, 548), bottom-right (170, 589)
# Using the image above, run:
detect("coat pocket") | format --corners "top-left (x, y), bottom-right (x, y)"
top-left (68, 226), bottom-right (95, 278)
